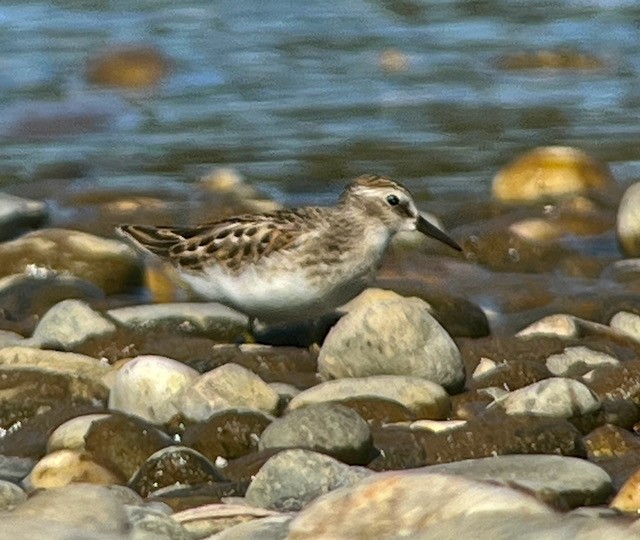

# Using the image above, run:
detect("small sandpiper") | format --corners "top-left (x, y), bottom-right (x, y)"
top-left (117, 174), bottom-right (461, 327)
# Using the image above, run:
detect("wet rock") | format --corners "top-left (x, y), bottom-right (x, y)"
top-left (268, 382), bottom-right (300, 410)
top-left (172, 503), bottom-right (281, 538)
top-left (287, 375), bottom-right (450, 419)
top-left (27, 299), bottom-right (117, 350)
top-left (0, 273), bottom-right (105, 333)
top-left (129, 445), bottom-right (224, 498)
top-left (8, 483), bottom-right (131, 536)
top-left (259, 403), bottom-right (373, 465)
top-left (0, 193), bottom-right (48, 241)
top-left (0, 517), bottom-right (129, 540)
top-left (221, 448), bottom-right (282, 484)
top-left (124, 504), bottom-right (192, 540)
top-left (584, 424), bottom-right (640, 490)
top-left (287, 471), bottom-right (552, 539)
top-left (610, 311), bottom-right (640, 341)
top-left (585, 359), bottom-right (640, 407)
top-left (212, 515), bottom-right (292, 540)
top-left (23, 449), bottom-right (121, 490)
top-left (336, 395), bottom-right (417, 425)
top-left (495, 49), bottom-right (607, 70)
top-left (492, 146), bottom-right (615, 203)
top-left (181, 409), bottom-right (271, 462)
top-left (0, 479), bottom-right (26, 510)
top-left (617, 182), bottom-right (640, 257)
top-left (498, 378), bottom-right (601, 419)
top-left (149, 482), bottom-right (248, 512)
top-left (107, 302), bottom-right (248, 342)
top-left (87, 45), bottom-right (171, 89)
top-left (378, 48), bottom-right (409, 73)
top-left (468, 360), bottom-right (552, 391)
top-left (84, 413), bottom-right (173, 480)
top-left (545, 346), bottom-right (619, 376)
top-left (371, 414), bottom-right (585, 471)
top-left (425, 455), bottom-right (612, 508)
top-left (245, 449), bottom-right (370, 511)
top-left (47, 413), bottom-right (111, 452)
top-left (109, 355), bottom-right (199, 424)
top-left (177, 363), bottom-right (279, 421)
top-left (0, 228), bottom-right (141, 295)
top-left (0, 455), bottom-right (35, 482)
top-left (319, 296), bottom-right (464, 391)
top-left (517, 313), bottom-right (612, 339)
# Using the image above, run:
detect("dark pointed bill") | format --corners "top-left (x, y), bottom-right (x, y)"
top-left (416, 215), bottom-right (462, 252)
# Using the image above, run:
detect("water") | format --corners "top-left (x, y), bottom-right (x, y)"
top-left (1, 0), bottom-right (640, 208)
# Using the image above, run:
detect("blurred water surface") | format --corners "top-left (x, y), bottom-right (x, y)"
top-left (1, 0), bottom-right (640, 205)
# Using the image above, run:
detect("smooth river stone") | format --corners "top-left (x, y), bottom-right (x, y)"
top-left (258, 402), bottom-right (373, 465)
top-left (545, 346), bottom-right (619, 376)
top-left (47, 413), bottom-right (112, 452)
top-left (109, 355), bottom-right (199, 424)
top-left (318, 296), bottom-right (464, 391)
top-left (617, 182), bottom-right (640, 257)
top-left (177, 363), bottom-right (279, 421)
top-left (286, 375), bottom-right (450, 419)
top-left (610, 311), bottom-right (640, 342)
top-left (245, 449), bottom-right (371, 511)
top-left (0, 479), bottom-right (26, 510)
top-left (0, 193), bottom-right (47, 241)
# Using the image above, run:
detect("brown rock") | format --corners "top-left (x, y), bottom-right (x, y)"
top-left (87, 45), bottom-right (171, 89)
top-left (495, 49), bottom-right (607, 71)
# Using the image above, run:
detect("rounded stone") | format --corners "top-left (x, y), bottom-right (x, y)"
top-left (0, 228), bottom-right (141, 295)
top-left (245, 449), bottom-right (370, 511)
top-left (23, 449), bottom-right (121, 490)
top-left (287, 471), bottom-right (552, 539)
top-left (28, 299), bottom-right (117, 350)
top-left (0, 479), bottom-right (26, 510)
top-left (425, 454), bottom-right (612, 508)
top-left (109, 355), bottom-right (199, 424)
top-left (287, 375), bottom-right (450, 419)
top-left (499, 377), bottom-right (601, 418)
top-left (47, 413), bottom-right (111, 452)
top-left (259, 403), bottom-right (373, 465)
top-left (545, 346), bottom-right (619, 377)
top-left (181, 408), bottom-right (272, 462)
top-left (124, 503), bottom-right (192, 540)
top-left (492, 146), bottom-right (615, 203)
top-left (213, 515), bottom-right (292, 540)
top-left (87, 45), bottom-right (171, 89)
top-left (610, 311), bottom-right (640, 341)
top-left (617, 182), bottom-right (640, 257)
top-left (318, 297), bottom-right (464, 391)
top-left (0, 193), bottom-right (47, 241)
top-left (177, 363), bottom-right (279, 421)
top-left (128, 445), bottom-right (224, 498)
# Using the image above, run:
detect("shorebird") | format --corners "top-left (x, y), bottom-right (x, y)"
top-left (117, 174), bottom-right (461, 326)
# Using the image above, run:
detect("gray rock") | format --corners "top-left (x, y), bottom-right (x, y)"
top-left (211, 515), bottom-right (292, 540)
top-left (617, 182), bottom-right (640, 257)
top-left (287, 375), bottom-right (450, 419)
top-left (125, 504), bottom-right (192, 540)
top-left (8, 483), bottom-right (131, 535)
top-left (178, 363), bottom-right (279, 421)
top-left (27, 299), bottom-right (117, 350)
top-left (424, 455), bottom-right (612, 508)
top-left (0, 193), bottom-right (48, 241)
top-left (108, 302), bottom-right (248, 342)
top-left (498, 378), bottom-right (601, 418)
top-left (0, 479), bottom-right (26, 510)
top-left (319, 297), bottom-right (464, 391)
top-left (245, 449), bottom-right (370, 511)
top-left (287, 471), bottom-right (552, 539)
top-left (610, 311), bottom-right (640, 342)
top-left (0, 329), bottom-right (25, 348)
top-left (0, 517), bottom-right (128, 540)
top-left (109, 355), bottom-right (199, 424)
top-left (0, 455), bottom-right (35, 483)
top-left (545, 346), bottom-right (619, 377)
top-left (516, 314), bottom-right (613, 339)
top-left (259, 402), bottom-right (373, 465)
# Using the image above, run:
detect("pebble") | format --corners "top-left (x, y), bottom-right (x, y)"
top-left (491, 146), bottom-right (615, 202)
top-left (23, 449), bottom-right (121, 490)
top-left (109, 355), bottom-right (199, 424)
top-left (319, 296), bottom-right (464, 391)
top-left (0, 479), bottom-right (26, 510)
top-left (545, 346), bottom-right (619, 377)
top-left (258, 402), bottom-right (373, 465)
top-left (210, 515), bottom-right (292, 540)
top-left (27, 298), bottom-right (117, 350)
top-left (177, 363), bottom-right (280, 421)
top-left (287, 471), bottom-right (552, 539)
top-left (0, 193), bottom-right (48, 241)
top-left (0, 228), bottom-right (141, 295)
top-left (425, 454), bottom-right (612, 508)
top-left (287, 375), bottom-right (450, 419)
top-left (617, 182), bottom-right (640, 257)
top-left (245, 448), bottom-right (371, 511)
top-left (124, 503), bottom-right (192, 540)
top-left (47, 413), bottom-right (112, 452)
top-left (498, 377), bottom-right (601, 418)
top-left (610, 311), bottom-right (640, 341)
top-left (107, 302), bottom-right (248, 342)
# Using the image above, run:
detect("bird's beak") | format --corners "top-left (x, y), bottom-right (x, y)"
top-left (416, 215), bottom-right (462, 252)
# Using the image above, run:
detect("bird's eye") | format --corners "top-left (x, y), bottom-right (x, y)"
top-left (386, 194), bottom-right (400, 206)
